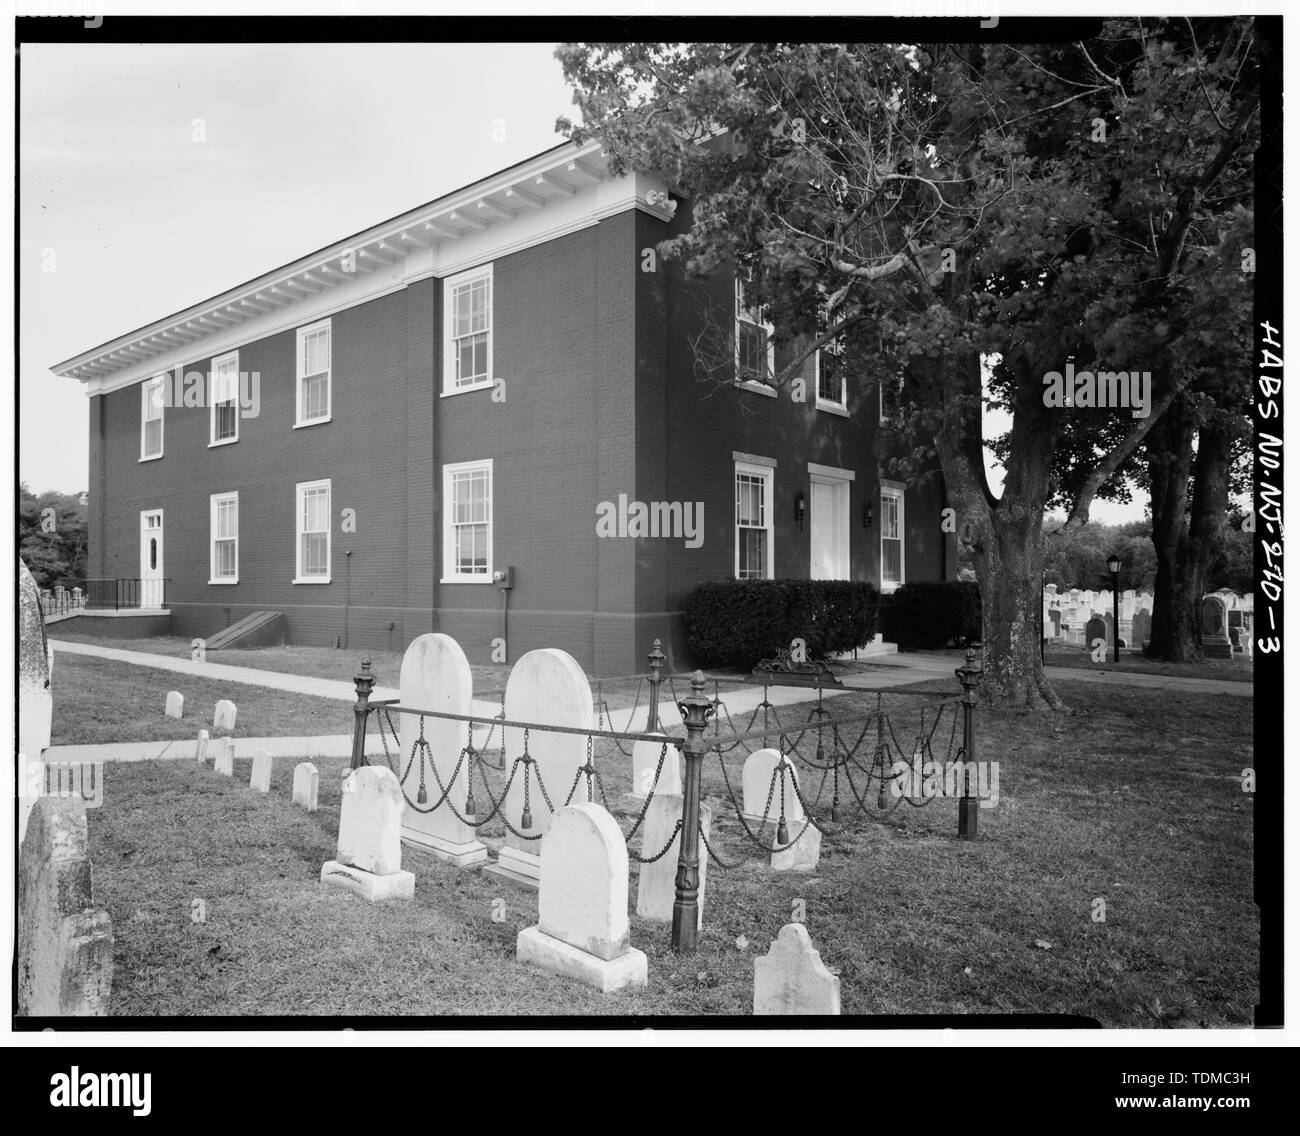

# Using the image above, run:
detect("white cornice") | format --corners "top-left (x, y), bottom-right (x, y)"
top-left (58, 142), bottom-right (678, 394)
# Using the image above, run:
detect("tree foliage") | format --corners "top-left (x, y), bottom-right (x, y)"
top-left (557, 22), bottom-right (1259, 707)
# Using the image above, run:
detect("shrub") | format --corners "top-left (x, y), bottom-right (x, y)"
top-left (683, 579), bottom-right (880, 669)
top-left (879, 581), bottom-right (982, 650)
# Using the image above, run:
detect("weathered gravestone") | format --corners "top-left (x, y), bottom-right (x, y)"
top-left (320, 766), bottom-right (415, 902)
top-left (1201, 593), bottom-right (1233, 658)
top-left (293, 762), bottom-right (319, 812)
top-left (772, 822), bottom-right (822, 873)
top-left (19, 559), bottom-right (53, 843)
top-left (742, 748), bottom-right (805, 825)
top-left (516, 803), bottom-right (647, 992)
top-left (165, 691), bottom-right (184, 719)
top-left (213, 699), bottom-right (237, 731)
top-left (630, 732), bottom-right (681, 799)
top-left (753, 922), bottom-right (840, 1015)
top-left (213, 737), bottom-right (234, 776)
top-left (491, 648), bottom-right (594, 887)
top-left (249, 751), bottom-right (273, 793)
top-left (398, 634), bottom-right (487, 867)
top-left (635, 793), bottom-right (710, 927)
top-left (1085, 615), bottom-right (1107, 653)
top-left (17, 796), bottom-right (113, 1016)
top-left (194, 728), bottom-right (210, 763)
top-left (191, 637), bottom-right (207, 662)
top-left (1132, 608), bottom-right (1152, 650)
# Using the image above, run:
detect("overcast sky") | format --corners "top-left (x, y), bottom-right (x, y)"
top-left (18, 39), bottom-right (1146, 522)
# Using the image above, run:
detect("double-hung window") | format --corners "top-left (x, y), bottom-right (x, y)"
top-left (442, 460), bottom-right (493, 581)
top-left (210, 350), bottom-right (239, 446)
top-left (734, 459), bottom-right (775, 579)
top-left (140, 375), bottom-right (165, 460)
top-left (815, 341), bottom-right (848, 413)
top-left (879, 373), bottom-right (904, 426)
top-left (880, 481), bottom-right (906, 593)
top-left (296, 319), bottom-right (331, 426)
top-left (734, 275), bottom-right (775, 395)
top-left (210, 492), bottom-right (238, 583)
top-left (295, 479), bottom-right (331, 583)
top-left (443, 264), bottom-right (493, 395)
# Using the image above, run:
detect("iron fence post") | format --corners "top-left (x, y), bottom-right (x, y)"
top-left (351, 657), bottom-right (376, 771)
top-left (671, 670), bottom-right (716, 954)
top-left (955, 646), bottom-right (983, 839)
top-left (645, 638), bottom-right (666, 732)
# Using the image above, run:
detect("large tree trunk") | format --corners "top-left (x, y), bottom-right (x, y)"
top-left (975, 510), bottom-right (1064, 709)
top-left (1146, 403), bottom-right (1234, 661)
top-left (931, 351), bottom-right (1065, 711)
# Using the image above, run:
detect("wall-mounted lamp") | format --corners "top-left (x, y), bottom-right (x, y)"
top-left (863, 502), bottom-right (874, 528)
top-left (795, 492), bottom-right (806, 531)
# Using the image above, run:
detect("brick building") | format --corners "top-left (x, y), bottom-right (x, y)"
top-left (51, 138), bottom-right (955, 673)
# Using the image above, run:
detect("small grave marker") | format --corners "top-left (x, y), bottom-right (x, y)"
top-left (753, 923), bottom-right (840, 1015)
top-left (293, 763), bottom-right (319, 812)
top-left (165, 691), bottom-right (184, 719)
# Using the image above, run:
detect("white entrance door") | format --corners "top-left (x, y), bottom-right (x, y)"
top-left (809, 478), bottom-right (849, 579)
top-left (140, 510), bottom-right (164, 608)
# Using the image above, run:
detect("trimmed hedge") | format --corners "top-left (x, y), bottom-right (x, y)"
top-left (879, 581), bottom-right (982, 650)
top-left (683, 579), bottom-right (880, 669)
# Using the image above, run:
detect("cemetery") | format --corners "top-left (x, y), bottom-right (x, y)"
top-left (19, 566), bottom-right (1257, 1020)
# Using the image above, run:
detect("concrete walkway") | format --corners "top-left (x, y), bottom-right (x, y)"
top-left (47, 639), bottom-right (1248, 761)
top-left (43, 734), bottom-right (384, 764)
top-left (838, 651), bottom-right (1253, 698)
top-left (50, 638), bottom-right (400, 702)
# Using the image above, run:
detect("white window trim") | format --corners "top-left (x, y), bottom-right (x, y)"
top-left (879, 480), bottom-right (906, 594)
top-left (734, 459), bottom-right (775, 581)
top-left (734, 276), bottom-right (776, 397)
top-left (209, 492), bottom-right (239, 585)
top-left (441, 459), bottom-right (494, 583)
top-left (140, 375), bottom-right (165, 462)
top-left (209, 349), bottom-right (240, 448)
top-left (293, 478), bottom-right (332, 584)
top-left (441, 263), bottom-right (494, 397)
top-left (294, 318), bottom-right (332, 428)
top-left (814, 347), bottom-right (849, 415)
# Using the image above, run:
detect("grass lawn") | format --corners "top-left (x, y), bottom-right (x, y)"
top-left (1043, 645), bottom-right (1254, 684)
top-left (85, 676), bottom-right (1255, 1023)
top-left (51, 654), bottom-right (358, 745)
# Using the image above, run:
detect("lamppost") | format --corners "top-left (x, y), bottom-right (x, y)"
top-left (1106, 554), bottom-right (1121, 664)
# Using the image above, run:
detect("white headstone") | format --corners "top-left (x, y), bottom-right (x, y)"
top-left (213, 700), bottom-right (237, 731)
top-left (18, 796), bottom-right (113, 1016)
top-left (516, 803), bottom-right (647, 992)
top-left (742, 748), bottom-right (805, 825)
top-left (635, 793), bottom-right (709, 927)
top-left (191, 637), bottom-right (207, 662)
top-left (398, 634), bottom-right (487, 866)
top-left (18, 560), bottom-right (53, 843)
top-left (772, 822), bottom-right (822, 872)
top-left (250, 751), bottom-right (273, 793)
top-left (754, 923), bottom-right (841, 1015)
top-left (630, 734), bottom-right (681, 799)
top-left (321, 766), bottom-right (414, 901)
top-left (195, 728), bottom-right (210, 762)
top-left (495, 648), bottom-right (594, 885)
top-left (165, 691), bottom-right (184, 719)
top-left (213, 737), bottom-right (234, 776)
top-left (293, 762), bottom-right (319, 812)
